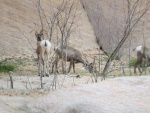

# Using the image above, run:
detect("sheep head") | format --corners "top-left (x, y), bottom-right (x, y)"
top-left (31, 29), bottom-right (48, 42)
top-left (35, 29), bottom-right (44, 42)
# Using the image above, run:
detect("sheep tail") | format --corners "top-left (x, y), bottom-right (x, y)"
top-left (133, 46), bottom-right (142, 52)
top-left (45, 41), bottom-right (47, 46)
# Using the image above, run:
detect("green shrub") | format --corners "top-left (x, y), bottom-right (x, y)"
top-left (140, 60), bottom-right (150, 67)
top-left (114, 54), bottom-right (120, 60)
top-left (129, 57), bottom-right (137, 67)
top-left (104, 53), bottom-right (120, 61)
top-left (15, 58), bottom-right (25, 65)
top-left (129, 57), bottom-right (150, 67)
top-left (0, 59), bottom-right (17, 73)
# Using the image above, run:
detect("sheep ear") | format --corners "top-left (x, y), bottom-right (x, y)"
top-left (40, 29), bottom-right (43, 33)
top-left (89, 62), bottom-right (93, 65)
top-left (35, 31), bottom-right (38, 37)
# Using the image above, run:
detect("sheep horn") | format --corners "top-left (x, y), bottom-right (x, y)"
top-left (30, 30), bottom-right (37, 34)
top-left (40, 29), bottom-right (48, 35)
top-left (40, 29), bottom-right (46, 33)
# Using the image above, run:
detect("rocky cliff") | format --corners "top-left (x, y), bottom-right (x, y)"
top-left (81, 0), bottom-right (150, 57)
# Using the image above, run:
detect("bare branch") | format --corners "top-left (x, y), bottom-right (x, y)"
top-left (18, 28), bottom-right (35, 50)
top-left (101, 0), bottom-right (150, 80)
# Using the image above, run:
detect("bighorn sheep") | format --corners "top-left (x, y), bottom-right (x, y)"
top-left (133, 43), bottom-right (150, 74)
top-left (51, 44), bottom-right (89, 74)
top-left (35, 29), bottom-right (51, 77)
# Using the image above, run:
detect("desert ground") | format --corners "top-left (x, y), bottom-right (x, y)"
top-left (0, 74), bottom-right (150, 113)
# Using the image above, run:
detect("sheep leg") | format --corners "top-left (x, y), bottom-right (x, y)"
top-left (45, 61), bottom-right (49, 77)
top-left (44, 54), bottom-right (49, 77)
top-left (73, 61), bottom-right (75, 73)
top-left (41, 49), bottom-right (45, 77)
top-left (52, 58), bottom-right (59, 74)
top-left (38, 58), bottom-right (42, 76)
top-left (134, 59), bottom-right (142, 74)
top-left (55, 60), bottom-right (59, 74)
top-left (68, 61), bottom-right (73, 73)
top-left (42, 59), bottom-right (45, 77)
top-left (51, 59), bottom-right (55, 73)
top-left (137, 65), bottom-right (142, 75)
top-left (62, 58), bottom-right (67, 74)
top-left (37, 58), bottom-right (40, 76)
top-left (51, 63), bottom-right (54, 73)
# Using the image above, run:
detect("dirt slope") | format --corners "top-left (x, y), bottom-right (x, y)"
top-left (0, 0), bottom-right (98, 59)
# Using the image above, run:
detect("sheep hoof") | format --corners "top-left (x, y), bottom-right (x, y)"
top-left (63, 71), bottom-right (67, 74)
top-left (76, 75), bottom-right (80, 78)
top-left (46, 74), bottom-right (49, 77)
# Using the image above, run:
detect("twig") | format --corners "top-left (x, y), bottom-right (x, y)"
top-left (26, 72), bottom-right (32, 89)
top-left (18, 28), bottom-right (35, 51)
top-left (8, 72), bottom-right (13, 89)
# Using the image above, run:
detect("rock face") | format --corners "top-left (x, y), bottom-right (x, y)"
top-left (81, 0), bottom-right (150, 56)
top-left (0, 0), bottom-right (98, 58)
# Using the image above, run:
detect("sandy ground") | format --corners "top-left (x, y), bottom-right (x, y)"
top-left (0, 75), bottom-right (150, 113)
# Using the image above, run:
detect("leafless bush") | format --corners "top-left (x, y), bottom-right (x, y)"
top-left (29, 0), bottom-right (81, 88)
top-left (81, 0), bottom-right (150, 80)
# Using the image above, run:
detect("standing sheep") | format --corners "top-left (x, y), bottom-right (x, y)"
top-left (35, 30), bottom-right (51, 77)
top-left (133, 43), bottom-right (150, 74)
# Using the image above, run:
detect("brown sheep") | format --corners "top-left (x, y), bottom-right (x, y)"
top-left (35, 30), bottom-right (51, 77)
top-left (133, 44), bottom-right (150, 74)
